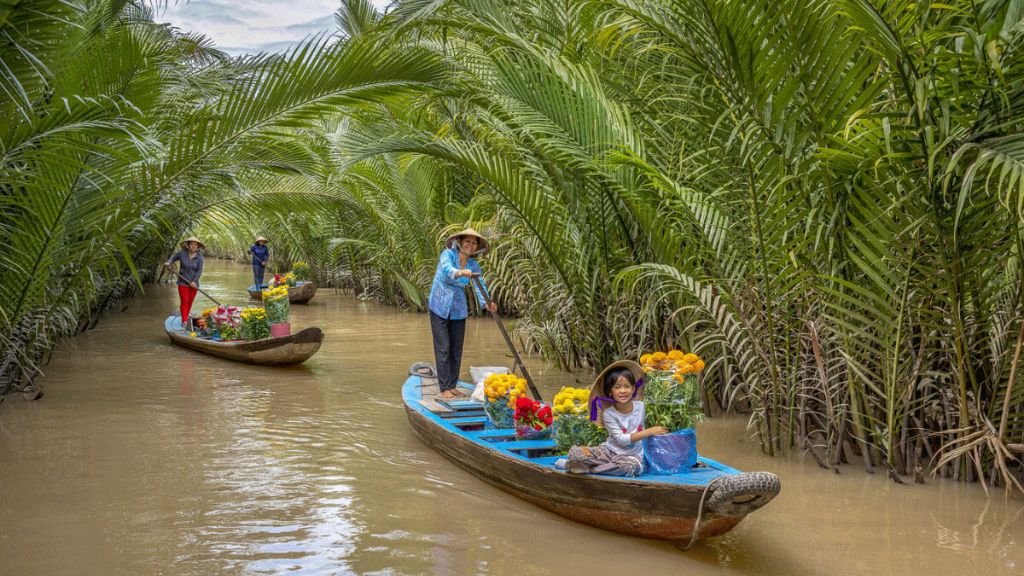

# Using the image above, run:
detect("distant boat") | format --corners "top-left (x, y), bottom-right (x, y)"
top-left (164, 316), bottom-right (323, 366)
top-left (402, 371), bottom-right (780, 548)
top-left (247, 281), bottom-right (316, 304)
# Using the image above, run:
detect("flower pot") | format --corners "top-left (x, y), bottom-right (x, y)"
top-left (270, 322), bottom-right (291, 338)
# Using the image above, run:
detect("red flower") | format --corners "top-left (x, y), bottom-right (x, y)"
top-left (533, 424), bottom-right (542, 431)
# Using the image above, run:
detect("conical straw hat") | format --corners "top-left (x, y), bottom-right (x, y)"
top-left (445, 228), bottom-right (490, 256)
top-left (255, 236), bottom-right (268, 244)
top-left (180, 236), bottom-right (205, 250)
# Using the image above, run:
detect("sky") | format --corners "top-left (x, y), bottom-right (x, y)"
top-left (159, 0), bottom-right (393, 55)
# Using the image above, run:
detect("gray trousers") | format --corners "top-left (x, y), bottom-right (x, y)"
top-left (429, 311), bottom-right (466, 392)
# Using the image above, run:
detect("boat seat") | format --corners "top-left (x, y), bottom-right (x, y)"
top-left (441, 400), bottom-right (482, 411)
top-left (446, 416), bottom-right (488, 426)
top-left (496, 439), bottom-right (557, 451)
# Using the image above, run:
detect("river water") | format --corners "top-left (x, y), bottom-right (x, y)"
top-left (1, 261), bottom-right (1021, 575)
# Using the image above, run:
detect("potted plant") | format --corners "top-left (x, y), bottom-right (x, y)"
top-left (482, 373), bottom-right (525, 428)
top-left (262, 285), bottom-right (291, 337)
top-left (639, 349), bottom-right (706, 474)
top-left (513, 396), bottom-right (553, 440)
top-left (240, 307), bottom-right (271, 340)
top-left (551, 386), bottom-right (607, 453)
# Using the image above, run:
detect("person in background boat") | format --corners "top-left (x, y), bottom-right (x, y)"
top-left (249, 236), bottom-right (270, 287)
top-left (164, 237), bottom-right (205, 331)
top-left (558, 360), bottom-right (668, 477)
top-left (428, 228), bottom-right (498, 400)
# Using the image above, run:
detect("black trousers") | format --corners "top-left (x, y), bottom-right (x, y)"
top-left (430, 311), bottom-right (466, 392)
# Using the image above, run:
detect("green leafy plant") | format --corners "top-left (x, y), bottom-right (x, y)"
top-left (553, 415), bottom-right (608, 454)
top-left (644, 373), bottom-right (704, 431)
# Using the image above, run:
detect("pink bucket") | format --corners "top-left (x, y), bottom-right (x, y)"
top-left (270, 322), bottom-right (291, 338)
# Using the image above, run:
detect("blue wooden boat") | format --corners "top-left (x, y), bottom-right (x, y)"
top-left (403, 372), bottom-right (780, 547)
top-left (247, 281), bottom-right (316, 304)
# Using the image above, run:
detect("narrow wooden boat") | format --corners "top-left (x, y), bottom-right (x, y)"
top-left (247, 281), bottom-right (317, 304)
top-left (403, 372), bottom-right (780, 547)
top-left (164, 316), bottom-right (323, 366)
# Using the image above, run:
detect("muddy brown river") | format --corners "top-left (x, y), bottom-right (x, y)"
top-left (1, 261), bottom-right (1022, 575)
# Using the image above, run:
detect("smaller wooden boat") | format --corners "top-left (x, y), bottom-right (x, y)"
top-left (403, 370), bottom-right (780, 548)
top-left (164, 316), bottom-right (323, 366)
top-left (247, 281), bottom-right (317, 304)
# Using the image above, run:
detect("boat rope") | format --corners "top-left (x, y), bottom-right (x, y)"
top-left (682, 477), bottom-right (724, 551)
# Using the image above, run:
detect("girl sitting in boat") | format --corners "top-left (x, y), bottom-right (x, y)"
top-left (559, 360), bottom-right (667, 477)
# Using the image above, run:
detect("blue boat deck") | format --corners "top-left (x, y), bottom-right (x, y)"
top-left (403, 374), bottom-right (741, 487)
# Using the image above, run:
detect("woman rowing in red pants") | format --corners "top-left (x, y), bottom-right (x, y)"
top-left (164, 237), bottom-right (205, 330)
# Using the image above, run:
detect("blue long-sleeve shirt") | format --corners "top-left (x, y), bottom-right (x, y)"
top-left (249, 244), bottom-right (269, 266)
top-left (427, 247), bottom-right (489, 320)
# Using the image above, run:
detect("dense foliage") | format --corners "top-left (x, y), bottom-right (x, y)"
top-left (5, 0), bottom-right (1024, 489)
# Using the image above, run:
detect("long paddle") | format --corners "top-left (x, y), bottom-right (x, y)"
top-left (471, 274), bottom-right (542, 402)
top-left (163, 263), bottom-right (222, 307)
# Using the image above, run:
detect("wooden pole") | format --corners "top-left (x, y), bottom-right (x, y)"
top-left (471, 275), bottom-right (542, 401)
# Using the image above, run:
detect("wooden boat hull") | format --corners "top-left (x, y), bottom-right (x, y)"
top-left (247, 281), bottom-right (316, 304)
top-left (403, 375), bottom-right (779, 545)
top-left (165, 316), bottom-right (323, 366)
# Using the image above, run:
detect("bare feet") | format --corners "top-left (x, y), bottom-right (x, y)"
top-left (450, 388), bottom-right (468, 397)
top-left (440, 390), bottom-right (458, 399)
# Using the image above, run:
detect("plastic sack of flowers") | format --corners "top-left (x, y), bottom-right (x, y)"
top-left (644, 429), bottom-right (698, 474)
top-left (551, 386), bottom-right (606, 452)
top-left (513, 397), bottom-right (553, 440)
top-left (262, 285), bottom-right (290, 324)
top-left (640, 349), bottom-right (706, 474)
top-left (552, 414), bottom-right (607, 453)
top-left (481, 373), bottom-right (527, 429)
top-left (211, 305), bottom-right (242, 340)
top-left (483, 400), bottom-right (515, 429)
top-left (240, 307), bottom-right (271, 340)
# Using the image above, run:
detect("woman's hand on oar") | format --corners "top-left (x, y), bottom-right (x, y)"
top-left (163, 263), bottom-right (221, 306)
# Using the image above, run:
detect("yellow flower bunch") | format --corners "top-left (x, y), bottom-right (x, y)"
top-left (240, 307), bottom-right (266, 321)
top-left (262, 285), bottom-right (289, 300)
top-left (640, 349), bottom-right (706, 378)
top-left (552, 387), bottom-right (589, 416)
top-left (483, 373), bottom-right (527, 407)
top-left (201, 307), bottom-right (217, 318)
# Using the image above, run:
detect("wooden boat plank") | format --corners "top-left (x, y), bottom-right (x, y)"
top-left (418, 399), bottom-right (452, 413)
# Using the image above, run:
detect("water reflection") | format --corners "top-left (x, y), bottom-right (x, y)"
top-left (0, 260), bottom-right (1022, 575)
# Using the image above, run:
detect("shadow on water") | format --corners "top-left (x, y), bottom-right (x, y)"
top-left (0, 260), bottom-right (1022, 575)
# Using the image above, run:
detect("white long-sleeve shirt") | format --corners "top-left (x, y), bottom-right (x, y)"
top-left (601, 400), bottom-right (646, 459)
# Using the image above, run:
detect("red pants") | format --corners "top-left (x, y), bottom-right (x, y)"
top-left (178, 285), bottom-right (199, 325)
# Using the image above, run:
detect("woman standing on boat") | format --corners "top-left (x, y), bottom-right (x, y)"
top-left (164, 237), bottom-right (205, 329)
top-left (249, 236), bottom-right (270, 287)
top-left (428, 228), bottom-right (497, 400)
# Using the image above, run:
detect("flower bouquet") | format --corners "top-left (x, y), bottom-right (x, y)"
top-left (208, 306), bottom-right (242, 340)
top-left (640, 349), bottom-right (705, 474)
top-left (513, 396), bottom-right (553, 440)
top-left (552, 387), bottom-right (607, 452)
top-left (240, 307), bottom-right (271, 340)
top-left (482, 373), bottom-right (526, 428)
top-left (270, 272), bottom-right (297, 288)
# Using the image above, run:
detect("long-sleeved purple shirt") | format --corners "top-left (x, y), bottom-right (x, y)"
top-left (166, 250), bottom-right (204, 287)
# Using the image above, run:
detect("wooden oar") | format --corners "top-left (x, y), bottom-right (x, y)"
top-left (471, 274), bottom-right (542, 401)
top-left (163, 264), bottom-right (222, 307)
